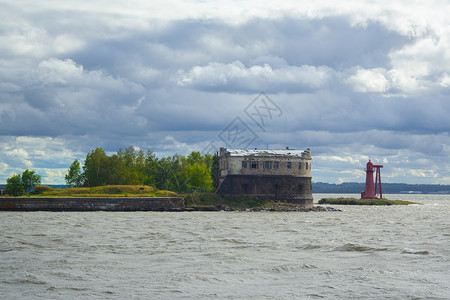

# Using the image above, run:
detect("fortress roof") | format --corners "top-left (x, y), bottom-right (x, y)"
top-left (224, 148), bottom-right (310, 157)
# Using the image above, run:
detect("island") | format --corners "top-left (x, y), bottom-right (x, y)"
top-left (318, 198), bottom-right (416, 205)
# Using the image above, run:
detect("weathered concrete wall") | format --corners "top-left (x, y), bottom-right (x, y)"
top-left (220, 149), bottom-right (312, 179)
top-left (225, 155), bottom-right (311, 177)
top-left (217, 175), bottom-right (313, 208)
top-left (0, 197), bottom-right (184, 211)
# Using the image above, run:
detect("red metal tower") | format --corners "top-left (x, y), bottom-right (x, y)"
top-left (361, 160), bottom-right (383, 199)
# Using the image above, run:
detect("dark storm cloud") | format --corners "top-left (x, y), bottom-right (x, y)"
top-left (241, 17), bottom-right (407, 69)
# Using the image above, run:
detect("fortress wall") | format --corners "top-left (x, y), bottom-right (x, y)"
top-left (0, 197), bottom-right (184, 211)
top-left (217, 175), bottom-right (313, 207)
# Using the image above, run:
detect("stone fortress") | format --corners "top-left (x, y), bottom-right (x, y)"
top-left (216, 147), bottom-right (313, 207)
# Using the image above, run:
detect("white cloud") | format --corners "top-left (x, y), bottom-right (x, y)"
top-left (38, 58), bottom-right (83, 85)
top-left (39, 168), bottom-right (67, 184)
top-left (5, 148), bottom-right (29, 159)
top-left (439, 73), bottom-right (450, 87)
top-left (176, 60), bottom-right (334, 92)
top-left (0, 136), bottom-right (85, 183)
top-left (346, 67), bottom-right (389, 93)
top-left (160, 136), bottom-right (195, 153)
top-left (315, 155), bottom-right (366, 165)
top-left (0, 18), bottom-right (84, 58)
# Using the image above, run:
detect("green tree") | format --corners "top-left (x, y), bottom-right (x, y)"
top-left (155, 155), bottom-right (182, 191)
top-left (83, 147), bottom-right (109, 186)
top-left (144, 150), bottom-right (159, 187)
top-left (65, 159), bottom-right (84, 187)
top-left (5, 174), bottom-right (24, 196)
top-left (5, 169), bottom-right (41, 196)
top-left (203, 153), bottom-right (214, 169)
top-left (67, 146), bottom-right (219, 193)
top-left (107, 153), bottom-right (127, 185)
top-left (186, 151), bottom-right (202, 165)
top-left (186, 162), bottom-right (213, 192)
top-left (21, 169), bottom-right (41, 193)
top-left (211, 152), bottom-right (220, 190)
top-left (115, 146), bottom-right (147, 185)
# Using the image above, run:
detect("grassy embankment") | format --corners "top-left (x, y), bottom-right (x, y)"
top-left (318, 197), bottom-right (416, 205)
top-left (31, 185), bottom-right (178, 198)
top-left (31, 187), bottom-right (268, 209)
top-left (16, 186), bottom-right (272, 209)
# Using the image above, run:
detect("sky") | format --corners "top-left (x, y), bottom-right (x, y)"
top-left (0, 0), bottom-right (449, 185)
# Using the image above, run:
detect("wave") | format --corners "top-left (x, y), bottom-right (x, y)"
top-left (300, 244), bottom-right (321, 250)
top-left (334, 243), bottom-right (390, 252)
top-left (271, 264), bottom-right (318, 273)
top-left (4, 275), bottom-right (47, 286)
top-left (401, 248), bottom-right (430, 255)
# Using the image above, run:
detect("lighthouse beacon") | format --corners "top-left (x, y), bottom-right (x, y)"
top-left (361, 160), bottom-right (383, 199)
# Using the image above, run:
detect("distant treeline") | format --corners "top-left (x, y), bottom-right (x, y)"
top-left (64, 146), bottom-right (219, 193)
top-left (313, 182), bottom-right (450, 194)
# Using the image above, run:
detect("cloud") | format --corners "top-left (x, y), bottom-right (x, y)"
top-left (175, 60), bottom-right (334, 93)
top-left (345, 67), bottom-right (389, 93)
top-left (0, 136), bottom-right (85, 182)
top-left (0, 57), bottom-right (146, 137)
top-left (38, 58), bottom-right (83, 85)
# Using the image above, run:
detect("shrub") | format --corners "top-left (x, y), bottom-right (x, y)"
top-left (33, 185), bottom-right (53, 194)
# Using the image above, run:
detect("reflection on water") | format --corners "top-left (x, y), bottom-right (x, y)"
top-left (1, 194), bottom-right (449, 299)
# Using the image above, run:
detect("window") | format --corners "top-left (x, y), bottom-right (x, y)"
top-left (274, 161), bottom-right (279, 169)
top-left (242, 161), bottom-right (247, 168)
top-left (287, 162), bottom-right (292, 169)
top-left (306, 162), bottom-right (309, 170)
top-left (263, 161), bottom-right (272, 169)
top-left (298, 162), bottom-right (302, 169)
top-left (251, 161), bottom-right (258, 169)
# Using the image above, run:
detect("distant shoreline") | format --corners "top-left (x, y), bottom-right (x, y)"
top-left (312, 182), bottom-right (450, 194)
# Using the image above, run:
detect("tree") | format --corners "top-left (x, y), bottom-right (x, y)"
top-left (66, 146), bottom-right (219, 192)
top-left (144, 150), bottom-right (159, 187)
top-left (5, 169), bottom-right (41, 196)
top-left (83, 147), bottom-right (109, 186)
top-left (21, 169), bottom-right (41, 193)
top-left (65, 159), bottom-right (84, 187)
top-left (155, 155), bottom-right (182, 191)
top-left (116, 146), bottom-right (147, 185)
top-left (186, 162), bottom-right (213, 192)
top-left (186, 151), bottom-right (202, 165)
top-left (211, 152), bottom-right (220, 190)
top-left (5, 174), bottom-right (24, 196)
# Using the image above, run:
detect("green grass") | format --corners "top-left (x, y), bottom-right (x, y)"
top-left (32, 185), bottom-right (179, 198)
top-left (318, 197), bottom-right (416, 205)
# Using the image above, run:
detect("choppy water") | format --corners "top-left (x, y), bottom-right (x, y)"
top-left (1, 194), bottom-right (449, 299)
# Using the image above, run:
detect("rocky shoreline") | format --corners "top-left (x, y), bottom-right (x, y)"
top-left (178, 204), bottom-right (341, 212)
top-left (1, 197), bottom-right (341, 212)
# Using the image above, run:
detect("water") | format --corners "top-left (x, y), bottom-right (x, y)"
top-left (1, 194), bottom-right (449, 299)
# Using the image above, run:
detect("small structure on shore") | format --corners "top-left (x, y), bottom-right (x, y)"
top-left (216, 147), bottom-right (313, 207)
top-left (361, 160), bottom-right (383, 199)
